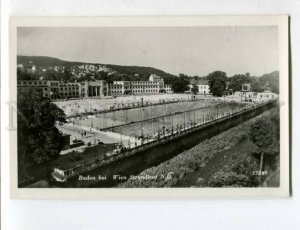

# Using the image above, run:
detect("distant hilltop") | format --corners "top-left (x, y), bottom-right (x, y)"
top-left (17, 55), bottom-right (69, 67)
top-left (17, 55), bottom-right (176, 80)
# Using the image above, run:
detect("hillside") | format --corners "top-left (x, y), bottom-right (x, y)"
top-left (17, 55), bottom-right (68, 67)
top-left (105, 64), bottom-right (173, 79)
top-left (17, 55), bottom-right (176, 81)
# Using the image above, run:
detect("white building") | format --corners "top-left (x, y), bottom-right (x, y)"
top-left (187, 80), bottom-right (210, 94)
top-left (18, 74), bottom-right (173, 99)
top-left (197, 80), bottom-right (210, 94)
top-left (149, 74), bottom-right (162, 82)
top-left (110, 74), bottom-right (173, 96)
top-left (234, 90), bottom-right (278, 102)
top-left (31, 65), bottom-right (36, 72)
top-left (165, 84), bottom-right (173, 94)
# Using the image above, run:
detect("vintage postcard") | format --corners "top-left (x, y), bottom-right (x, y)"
top-left (9, 16), bottom-right (290, 199)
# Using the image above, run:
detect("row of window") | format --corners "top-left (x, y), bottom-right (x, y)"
top-left (110, 85), bottom-right (161, 90)
top-left (42, 87), bottom-right (80, 91)
top-left (18, 82), bottom-right (82, 90)
top-left (126, 81), bottom-right (160, 85)
top-left (60, 84), bottom-right (79, 87)
top-left (110, 85), bottom-right (123, 89)
top-left (132, 89), bottom-right (158, 92)
top-left (18, 81), bottom-right (165, 89)
top-left (18, 81), bottom-right (48, 85)
top-left (44, 92), bottom-right (80, 97)
top-left (18, 81), bottom-right (82, 87)
top-left (260, 94), bottom-right (274, 98)
top-left (59, 92), bottom-right (79, 96)
top-left (60, 87), bottom-right (79, 90)
top-left (19, 82), bottom-right (171, 94)
top-left (134, 86), bottom-right (158, 89)
top-left (199, 85), bottom-right (209, 89)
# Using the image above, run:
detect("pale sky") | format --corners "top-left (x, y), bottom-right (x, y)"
top-left (17, 26), bottom-right (279, 77)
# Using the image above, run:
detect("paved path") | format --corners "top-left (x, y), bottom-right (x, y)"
top-left (57, 123), bottom-right (141, 149)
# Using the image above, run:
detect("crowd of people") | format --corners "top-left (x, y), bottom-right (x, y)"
top-left (54, 94), bottom-right (195, 117)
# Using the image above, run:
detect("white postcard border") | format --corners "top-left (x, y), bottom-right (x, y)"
top-left (9, 15), bottom-right (290, 199)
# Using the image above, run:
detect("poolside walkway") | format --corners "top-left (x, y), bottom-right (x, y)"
top-left (57, 123), bottom-right (141, 149)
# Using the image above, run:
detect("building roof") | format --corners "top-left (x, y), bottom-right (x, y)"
top-left (149, 74), bottom-right (162, 82)
top-left (190, 79), bottom-right (209, 86)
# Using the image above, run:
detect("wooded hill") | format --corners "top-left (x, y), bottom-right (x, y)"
top-left (17, 55), bottom-right (177, 82)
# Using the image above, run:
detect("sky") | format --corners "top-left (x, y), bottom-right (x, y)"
top-left (17, 26), bottom-right (279, 77)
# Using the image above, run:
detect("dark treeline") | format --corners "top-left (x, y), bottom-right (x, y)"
top-left (207, 71), bottom-right (279, 96)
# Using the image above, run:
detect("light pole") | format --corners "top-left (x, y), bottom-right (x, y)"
top-left (203, 106), bottom-right (205, 124)
top-left (141, 108), bottom-right (144, 143)
top-left (184, 111), bottom-right (186, 130)
top-left (141, 127), bottom-right (144, 144)
top-left (157, 117), bottom-right (160, 140)
top-left (193, 109), bottom-right (196, 126)
top-left (120, 129), bottom-right (123, 145)
top-left (103, 113), bottom-right (106, 129)
top-left (171, 110), bottom-right (174, 134)
top-left (99, 113), bottom-right (101, 130)
top-left (151, 105), bottom-right (153, 130)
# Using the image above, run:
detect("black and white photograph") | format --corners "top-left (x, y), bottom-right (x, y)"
top-left (9, 16), bottom-right (289, 198)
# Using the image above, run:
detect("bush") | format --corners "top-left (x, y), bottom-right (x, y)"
top-left (208, 157), bottom-right (259, 187)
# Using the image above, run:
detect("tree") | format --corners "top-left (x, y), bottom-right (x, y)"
top-left (207, 71), bottom-right (228, 97)
top-left (249, 116), bottom-right (279, 185)
top-left (172, 73), bottom-right (190, 93)
top-left (17, 68), bottom-right (35, 80)
top-left (208, 156), bottom-right (259, 187)
top-left (191, 84), bottom-right (198, 95)
top-left (63, 67), bottom-right (71, 82)
top-left (250, 77), bottom-right (264, 92)
top-left (228, 74), bottom-right (251, 92)
top-left (259, 71), bottom-right (279, 94)
top-left (18, 88), bottom-right (66, 169)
